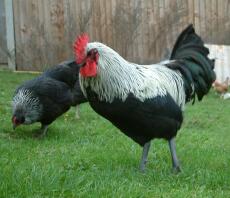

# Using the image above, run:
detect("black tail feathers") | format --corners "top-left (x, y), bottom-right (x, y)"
top-left (168, 24), bottom-right (216, 103)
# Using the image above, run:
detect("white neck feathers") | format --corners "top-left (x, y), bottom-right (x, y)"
top-left (80, 42), bottom-right (186, 108)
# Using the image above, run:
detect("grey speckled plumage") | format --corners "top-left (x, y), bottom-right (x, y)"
top-left (12, 59), bottom-right (87, 136)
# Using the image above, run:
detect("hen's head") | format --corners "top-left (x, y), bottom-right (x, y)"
top-left (12, 107), bottom-right (26, 129)
top-left (12, 89), bottom-right (42, 129)
top-left (74, 34), bottom-right (99, 77)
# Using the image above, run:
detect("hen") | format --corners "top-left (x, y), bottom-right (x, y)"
top-left (12, 60), bottom-right (87, 137)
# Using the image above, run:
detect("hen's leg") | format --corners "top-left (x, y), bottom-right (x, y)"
top-left (34, 124), bottom-right (49, 139)
top-left (75, 105), bottom-right (80, 119)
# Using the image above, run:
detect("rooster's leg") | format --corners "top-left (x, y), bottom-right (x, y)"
top-left (75, 105), bottom-right (80, 119)
top-left (168, 137), bottom-right (181, 173)
top-left (140, 141), bottom-right (151, 172)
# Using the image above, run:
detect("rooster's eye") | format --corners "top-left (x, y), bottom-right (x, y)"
top-left (87, 50), bottom-right (93, 56)
top-left (87, 49), bottom-right (97, 57)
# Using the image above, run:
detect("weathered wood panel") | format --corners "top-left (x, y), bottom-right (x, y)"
top-left (0, 0), bottom-right (7, 64)
top-left (194, 0), bottom-right (230, 44)
top-left (12, 0), bottom-right (230, 71)
top-left (13, 0), bottom-right (68, 71)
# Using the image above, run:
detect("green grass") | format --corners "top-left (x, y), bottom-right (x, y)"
top-left (0, 70), bottom-right (230, 197)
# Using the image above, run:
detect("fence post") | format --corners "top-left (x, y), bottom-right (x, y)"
top-left (5, 0), bottom-right (16, 70)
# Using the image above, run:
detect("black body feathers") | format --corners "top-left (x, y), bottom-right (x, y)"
top-left (87, 88), bottom-right (183, 146)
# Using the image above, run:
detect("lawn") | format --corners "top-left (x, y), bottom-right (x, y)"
top-left (0, 70), bottom-right (230, 198)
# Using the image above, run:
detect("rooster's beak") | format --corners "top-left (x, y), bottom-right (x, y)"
top-left (78, 62), bottom-right (86, 68)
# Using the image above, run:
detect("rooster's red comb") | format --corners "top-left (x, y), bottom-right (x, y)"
top-left (74, 33), bottom-right (89, 64)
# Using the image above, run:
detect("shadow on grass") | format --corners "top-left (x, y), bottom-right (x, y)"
top-left (0, 126), bottom-right (58, 140)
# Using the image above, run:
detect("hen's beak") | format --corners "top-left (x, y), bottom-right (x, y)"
top-left (13, 123), bottom-right (19, 130)
top-left (13, 123), bottom-right (17, 130)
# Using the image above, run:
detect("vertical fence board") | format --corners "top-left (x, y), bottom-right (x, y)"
top-left (0, 0), bottom-right (7, 64)
top-left (5, 0), bottom-right (16, 70)
top-left (0, 1), bottom-right (7, 65)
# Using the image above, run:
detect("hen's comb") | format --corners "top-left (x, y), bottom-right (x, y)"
top-left (74, 33), bottom-right (89, 64)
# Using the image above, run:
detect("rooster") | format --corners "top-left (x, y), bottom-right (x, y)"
top-left (74, 24), bottom-right (215, 172)
top-left (12, 60), bottom-right (87, 137)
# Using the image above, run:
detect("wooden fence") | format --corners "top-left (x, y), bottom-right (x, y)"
top-left (1, 0), bottom-right (230, 71)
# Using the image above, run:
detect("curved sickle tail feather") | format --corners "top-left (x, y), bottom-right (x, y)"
top-left (167, 24), bottom-right (216, 103)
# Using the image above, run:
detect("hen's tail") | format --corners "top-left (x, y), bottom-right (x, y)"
top-left (167, 24), bottom-right (216, 103)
